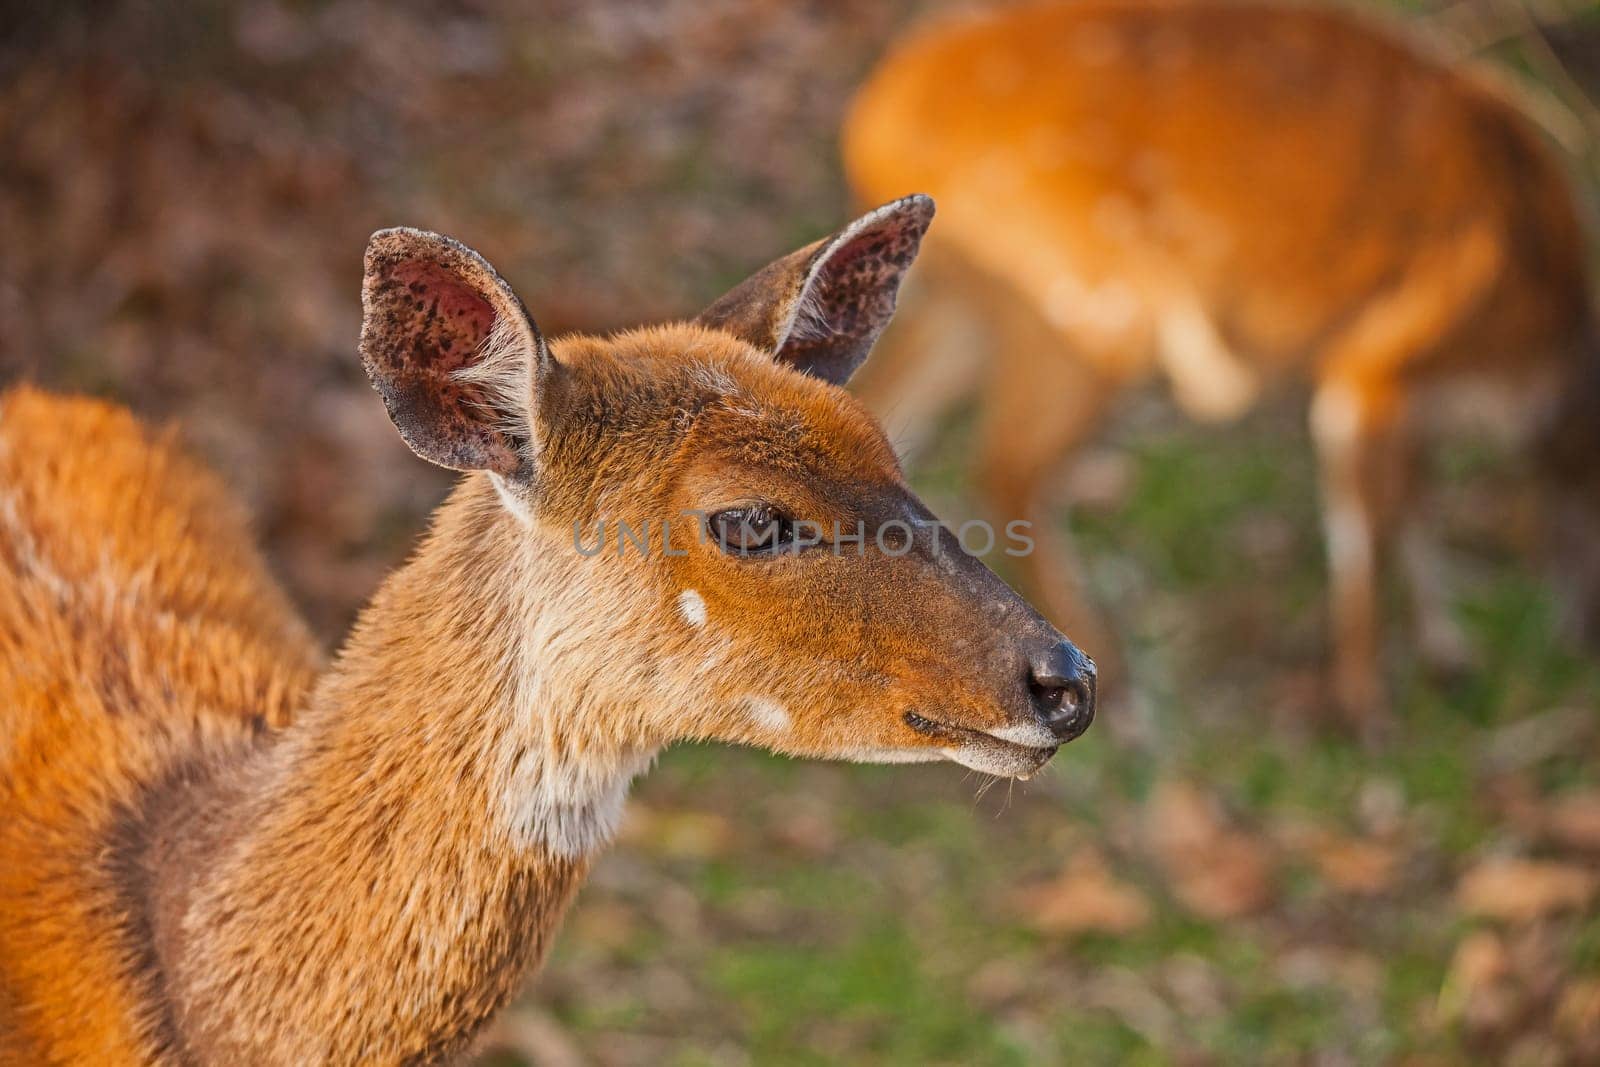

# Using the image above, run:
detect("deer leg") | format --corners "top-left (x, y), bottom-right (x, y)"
top-left (1308, 227), bottom-right (1498, 737)
top-left (1309, 382), bottom-right (1414, 738)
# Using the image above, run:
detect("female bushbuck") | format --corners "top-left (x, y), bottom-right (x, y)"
top-left (0, 196), bottom-right (1096, 1064)
top-left (844, 0), bottom-right (1600, 732)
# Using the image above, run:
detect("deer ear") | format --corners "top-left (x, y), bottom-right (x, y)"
top-left (695, 195), bottom-right (934, 385)
top-left (360, 228), bottom-right (549, 480)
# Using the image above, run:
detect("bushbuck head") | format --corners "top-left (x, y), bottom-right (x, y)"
top-left (359, 195), bottom-right (1094, 784)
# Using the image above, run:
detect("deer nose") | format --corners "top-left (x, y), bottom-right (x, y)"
top-left (1027, 640), bottom-right (1096, 741)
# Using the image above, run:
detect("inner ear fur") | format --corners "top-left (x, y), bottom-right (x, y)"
top-left (360, 228), bottom-right (548, 478)
top-left (695, 194), bottom-right (934, 385)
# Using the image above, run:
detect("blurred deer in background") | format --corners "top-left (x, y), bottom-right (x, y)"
top-left (844, 0), bottom-right (1600, 735)
top-left (0, 197), bottom-right (1097, 1063)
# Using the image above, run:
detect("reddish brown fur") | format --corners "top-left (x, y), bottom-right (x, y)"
top-left (845, 0), bottom-right (1598, 728)
top-left (1, 201), bottom-right (1089, 1062)
top-left (0, 388), bottom-right (321, 1062)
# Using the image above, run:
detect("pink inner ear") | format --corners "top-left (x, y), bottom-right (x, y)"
top-left (389, 259), bottom-right (497, 373)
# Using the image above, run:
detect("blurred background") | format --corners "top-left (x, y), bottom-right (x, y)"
top-left (5, 1), bottom-right (1600, 1062)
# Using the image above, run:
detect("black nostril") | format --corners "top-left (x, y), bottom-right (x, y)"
top-left (1027, 640), bottom-right (1097, 741)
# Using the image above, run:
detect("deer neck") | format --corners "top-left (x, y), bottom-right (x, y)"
top-left (143, 476), bottom-right (657, 1063)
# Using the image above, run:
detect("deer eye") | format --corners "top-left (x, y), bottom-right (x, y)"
top-left (707, 505), bottom-right (797, 557)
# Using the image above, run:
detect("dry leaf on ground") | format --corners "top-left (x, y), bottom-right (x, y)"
top-left (1145, 780), bottom-right (1277, 920)
top-left (1437, 930), bottom-right (1514, 1029)
top-left (1456, 858), bottom-right (1599, 922)
top-left (1545, 789), bottom-right (1600, 852)
top-left (1556, 978), bottom-right (1600, 1047)
top-left (1290, 826), bottom-right (1402, 895)
top-left (1483, 778), bottom-right (1600, 858)
top-left (1012, 848), bottom-right (1153, 936)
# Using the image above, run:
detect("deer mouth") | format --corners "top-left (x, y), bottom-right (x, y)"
top-left (903, 711), bottom-right (1060, 779)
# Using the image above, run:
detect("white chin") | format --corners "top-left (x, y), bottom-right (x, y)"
top-left (942, 743), bottom-right (1056, 779)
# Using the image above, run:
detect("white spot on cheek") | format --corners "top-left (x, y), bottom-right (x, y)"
top-left (677, 589), bottom-right (707, 628)
top-left (745, 697), bottom-right (791, 733)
